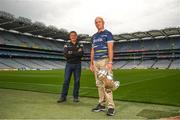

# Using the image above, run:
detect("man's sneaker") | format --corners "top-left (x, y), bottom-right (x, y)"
top-left (106, 108), bottom-right (115, 116)
top-left (92, 104), bottom-right (106, 112)
top-left (57, 98), bottom-right (66, 103)
top-left (73, 98), bottom-right (79, 102)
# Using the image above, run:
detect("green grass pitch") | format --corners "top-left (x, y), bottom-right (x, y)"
top-left (1, 88), bottom-right (180, 119)
top-left (0, 69), bottom-right (180, 106)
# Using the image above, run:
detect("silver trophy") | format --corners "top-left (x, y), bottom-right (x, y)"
top-left (97, 68), bottom-right (120, 91)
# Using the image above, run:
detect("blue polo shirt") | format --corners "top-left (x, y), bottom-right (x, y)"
top-left (91, 29), bottom-right (113, 60)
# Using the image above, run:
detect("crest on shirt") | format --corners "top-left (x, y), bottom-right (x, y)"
top-left (93, 38), bottom-right (103, 43)
top-left (101, 35), bottom-right (107, 37)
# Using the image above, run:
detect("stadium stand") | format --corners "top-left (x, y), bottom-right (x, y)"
top-left (152, 59), bottom-right (171, 69)
top-left (0, 11), bottom-right (180, 70)
top-left (169, 59), bottom-right (180, 69)
top-left (136, 60), bottom-right (155, 69)
top-left (113, 61), bottom-right (128, 69)
top-left (121, 60), bottom-right (141, 69)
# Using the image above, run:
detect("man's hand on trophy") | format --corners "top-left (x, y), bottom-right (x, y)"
top-left (106, 62), bottom-right (113, 71)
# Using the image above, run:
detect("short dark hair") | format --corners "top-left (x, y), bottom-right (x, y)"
top-left (69, 31), bottom-right (77, 36)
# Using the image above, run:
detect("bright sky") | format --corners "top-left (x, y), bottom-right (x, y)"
top-left (0, 0), bottom-right (179, 35)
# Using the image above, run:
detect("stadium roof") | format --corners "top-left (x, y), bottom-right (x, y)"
top-left (0, 11), bottom-right (69, 40)
top-left (0, 11), bottom-right (179, 42)
top-left (80, 27), bottom-right (180, 42)
top-left (113, 27), bottom-right (180, 42)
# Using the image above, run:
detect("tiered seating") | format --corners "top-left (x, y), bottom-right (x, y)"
top-left (81, 61), bottom-right (89, 69)
top-left (113, 61), bottom-right (128, 69)
top-left (129, 40), bottom-right (142, 51)
top-left (0, 61), bottom-right (11, 69)
top-left (0, 58), bottom-right (65, 70)
top-left (114, 38), bottom-right (179, 52)
top-left (15, 34), bottom-right (39, 48)
top-left (0, 30), bottom-right (63, 51)
top-left (0, 31), bottom-right (22, 46)
top-left (156, 39), bottom-right (171, 50)
top-left (0, 58), bottom-right (27, 69)
top-left (0, 29), bottom-right (180, 70)
top-left (169, 59), bottom-right (180, 69)
top-left (122, 60), bottom-right (141, 69)
top-left (43, 60), bottom-right (65, 69)
top-left (83, 43), bottom-right (91, 53)
top-left (152, 60), bottom-right (171, 69)
top-left (116, 42), bottom-right (129, 52)
top-left (136, 60), bottom-right (155, 69)
top-left (173, 38), bottom-right (180, 49)
top-left (142, 40), bottom-right (157, 50)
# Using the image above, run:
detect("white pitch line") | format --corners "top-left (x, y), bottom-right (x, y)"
top-left (0, 73), bottom-right (176, 90)
top-left (0, 81), bottom-right (97, 90)
top-left (119, 73), bottom-right (175, 87)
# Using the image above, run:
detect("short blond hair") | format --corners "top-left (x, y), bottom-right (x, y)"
top-left (95, 17), bottom-right (104, 23)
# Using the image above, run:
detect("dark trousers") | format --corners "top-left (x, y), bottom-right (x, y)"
top-left (61, 63), bottom-right (81, 99)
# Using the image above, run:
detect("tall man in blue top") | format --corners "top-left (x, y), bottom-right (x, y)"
top-left (90, 17), bottom-right (115, 116)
